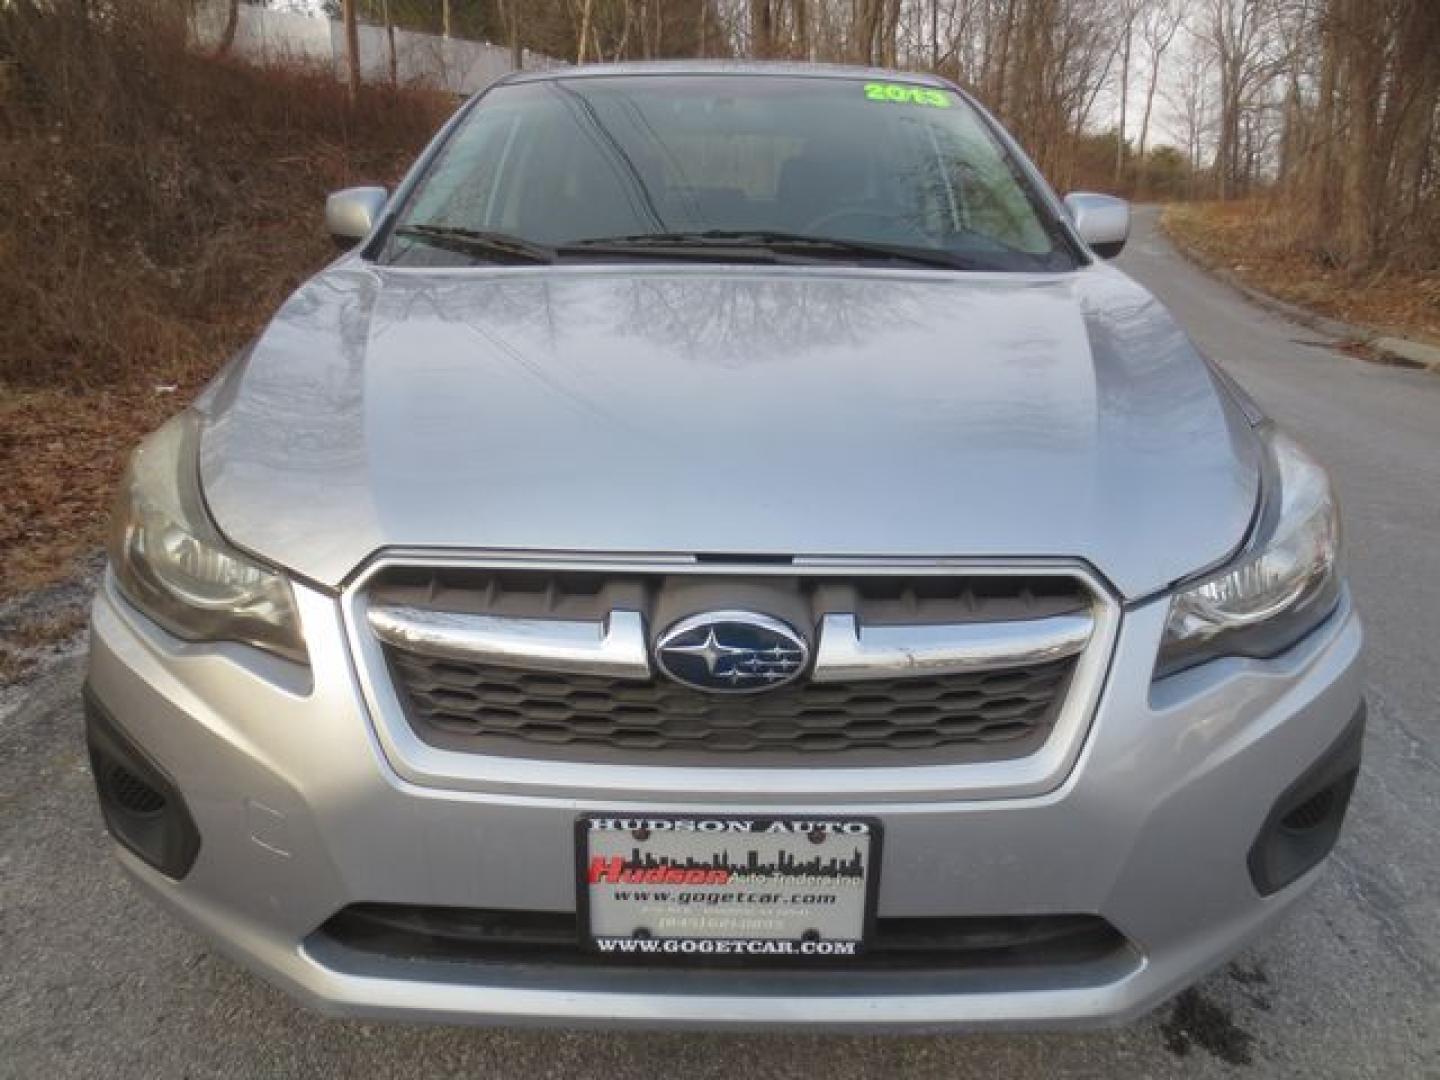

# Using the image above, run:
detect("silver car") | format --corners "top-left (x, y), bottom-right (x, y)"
top-left (86, 63), bottom-right (1363, 1030)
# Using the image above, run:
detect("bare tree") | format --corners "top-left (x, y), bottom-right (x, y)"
top-left (1301, 0), bottom-right (1440, 268)
top-left (496, 0), bottom-right (523, 68)
top-left (1136, 0), bottom-right (1184, 167)
top-left (749, 0), bottom-right (775, 57)
top-left (850, 0), bottom-right (900, 65)
top-left (213, 0), bottom-right (239, 57)
top-left (575, 0), bottom-right (595, 62)
top-left (1113, 0), bottom-right (1145, 183)
top-left (1163, 41), bottom-right (1216, 192)
top-left (381, 0), bottom-right (397, 86)
top-left (342, 0), bottom-right (361, 102)
top-left (374, 0), bottom-right (1433, 271)
top-left (1196, 0), bottom-right (1285, 197)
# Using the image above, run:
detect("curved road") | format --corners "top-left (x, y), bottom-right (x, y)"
top-left (3, 209), bottom-right (1437, 1078)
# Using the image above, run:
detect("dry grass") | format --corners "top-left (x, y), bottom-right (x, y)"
top-left (0, 2), bottom-right (449, 606)
top-left (8, 604), bottom-right (90, 649)
top-left (0, 648), bottom-right (32, 684)
top-left (0, 593), bottom-right (92, 684)
top-left (1162, 201), bottom-right (1440, 347)
top-left (1, 384), bottom-right (184, 598)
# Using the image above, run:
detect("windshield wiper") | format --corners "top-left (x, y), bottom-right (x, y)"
top-left (563, 230), bottom-right (979, 270)
top-left (392, 224), bottom-right (556, 264)
top-left (391, 225), bottom-right (981, 270)
top-left (557, 231), bottom-right (784, 264)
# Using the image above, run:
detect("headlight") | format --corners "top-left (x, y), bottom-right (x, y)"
top-left (1156, 427), bottom-right (1341, 678)
top-left (109, 411), bottom-right (307, 664)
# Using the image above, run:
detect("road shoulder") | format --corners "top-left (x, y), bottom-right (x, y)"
top-left (1159, 204), bottom-right (1440, 374)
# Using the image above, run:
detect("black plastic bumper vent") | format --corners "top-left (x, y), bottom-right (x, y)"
top-left (1248, 704), bottom-right (1364, 896)
top-left (84, 688), bottom-right (201, 879)
top-left (101, 761), bottom-right (168, 816)
top-left (318, 903), bottom-right (1127, 973)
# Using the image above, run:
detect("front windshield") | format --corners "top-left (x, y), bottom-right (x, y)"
top-left (384, 74), bottom-right (1078, 272)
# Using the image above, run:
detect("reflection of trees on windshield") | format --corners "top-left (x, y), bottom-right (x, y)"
top-left (881, 115), bottom-right (1056, 260)
top-left (386, 76), bottom-right (1073, 272)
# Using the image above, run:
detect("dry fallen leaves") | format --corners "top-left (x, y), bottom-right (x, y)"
top-left (1163, 202), bottom-right (1440, 347)
top-left (1, 23), bottom-right (447, 618)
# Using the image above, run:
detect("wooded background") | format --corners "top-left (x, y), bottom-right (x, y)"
top-left (0, 0), bottom-right (1435, 621)
top-left (283, 0), bottom-right (1440, 274)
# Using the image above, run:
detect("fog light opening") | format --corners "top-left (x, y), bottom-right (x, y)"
top-left (84, 687), bottom-right (201, 880)
top-left (1247, 705), bottom-right (1364, 896)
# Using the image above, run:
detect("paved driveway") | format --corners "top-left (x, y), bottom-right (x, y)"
top-left (2, 209), bottom-right (1437, 1078)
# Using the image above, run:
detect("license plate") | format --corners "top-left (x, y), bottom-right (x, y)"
top-left (577, 815), bottom-right (880, 960)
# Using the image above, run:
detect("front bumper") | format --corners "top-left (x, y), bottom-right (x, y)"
top-left (85, 572), bottom-right (1364, 1031)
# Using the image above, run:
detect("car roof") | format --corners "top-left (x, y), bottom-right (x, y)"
top-left (499, 60), bottom-right (955, 89)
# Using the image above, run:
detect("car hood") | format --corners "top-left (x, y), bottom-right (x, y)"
top-left (200, 261), bottom-right (1261, 599)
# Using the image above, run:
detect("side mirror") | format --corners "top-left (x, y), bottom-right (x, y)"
top-left (1063, 192), bottom-right (1130, 259)
top-left (325, 186), bottom-right (389, 249)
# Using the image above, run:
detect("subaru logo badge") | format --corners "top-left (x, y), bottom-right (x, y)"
top-left (655, 611), bottom-right (809, 694)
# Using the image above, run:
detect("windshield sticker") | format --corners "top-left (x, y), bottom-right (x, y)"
top-left (863, 83), bottom-right (951, 108)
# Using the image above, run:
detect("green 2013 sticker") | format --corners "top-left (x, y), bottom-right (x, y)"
top-left (863, 83), bottom-right (951, 108)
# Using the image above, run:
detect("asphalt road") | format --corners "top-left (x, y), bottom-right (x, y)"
top-left (3, 209), bottom-right (1437, 1078)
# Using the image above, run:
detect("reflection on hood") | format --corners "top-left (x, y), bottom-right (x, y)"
top-left (200, 262), bottom-right (1260, 598)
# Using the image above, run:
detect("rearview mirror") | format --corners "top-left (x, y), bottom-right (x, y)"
top-left (325, 186), bottom-right (389, 248)
top-left (1063, 193), bottom-right (1130, 260)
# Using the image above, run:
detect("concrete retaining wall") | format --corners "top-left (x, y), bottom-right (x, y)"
top-left (193, 2), bottom-right (560, 95)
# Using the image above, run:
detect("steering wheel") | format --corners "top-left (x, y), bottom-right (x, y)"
top-left (802, 206), bottom-right (928, 242)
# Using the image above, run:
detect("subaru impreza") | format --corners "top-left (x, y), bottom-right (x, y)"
top-left (85, 63), bottom-right (1363, 1030)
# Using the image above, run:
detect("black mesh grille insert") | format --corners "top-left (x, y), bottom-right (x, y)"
top-left (384, 649), bottom-right (1075, 763)
top-left (367, 565), bottom-right (1094, 765)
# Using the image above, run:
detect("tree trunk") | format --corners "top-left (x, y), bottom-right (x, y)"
top-left (382, 0), bottom-right (397, 87)
top-left (853, 0), bottom-right (881, 65)
top-left (213, 0), bottom-right (238, 57)
top-left (880, 0), bottom-right (901, 66)
top-left (1310, 13), bottom-right (1341, 248)
top-left (1338, 0), bottom-right (1383, 267)
top-left (615, 0), bottom-right (632, 60)
top-left (441, 0), bottom-right (451, 38)
top-left (496, 0), bottom-right (522, 69)
top-left (989, 0), bottom-right (1016, 118)
top-left (930, 0), bottom-right (939, 69)
top-left (1137, 51), bottom-right (1161, 167)
top-left (1136, 0), bottom-right (1184, 187)
top-left (341, 0), bottom-right (361, 103)
top-left (1216, 64), bottom-right (1240, 200)
top-left (750, 0), bottom-right (773, 58)
top-left (1114, 21), bottom-right (1131, 184)
top-left (576, 0), bottom-right (594, 62)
